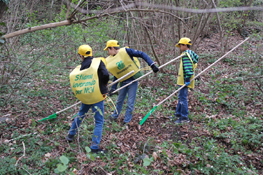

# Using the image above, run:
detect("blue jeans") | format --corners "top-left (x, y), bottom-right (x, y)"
top-left (69, 100), bottom-right (104, 150)
top-left (111, 79), bottom-right (138, 123)
top-left (175, 86), bottom-right (189, 119)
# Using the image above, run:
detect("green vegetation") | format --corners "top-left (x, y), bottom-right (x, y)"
top-left (0, 0), bottom-right (262, 174)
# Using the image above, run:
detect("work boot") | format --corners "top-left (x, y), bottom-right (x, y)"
top-left (174, 117), bottom-right (190, 124)
top-left (122, 122), bottom-right (130, 129)
top-left (66, 134), bottom-right (75, 142)
top-left (122, 122), bottom-right (129, 126)
top-left (169, 114), bottom-right (181, 120)
top-left (91, 148), bottom-right (107, 154)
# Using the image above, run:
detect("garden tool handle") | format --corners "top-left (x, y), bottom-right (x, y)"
top-left (56, 101), bottom-right (82, 115)
top-left (107, 70), bottom-right (135, 88)
top-left (55, 71), bottom-right (136, 115)
top-left (112, 54), bottom-right (185, 94)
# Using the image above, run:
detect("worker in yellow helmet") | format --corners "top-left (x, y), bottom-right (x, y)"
top-left (104, 40), bottom-right (159, 126)
top-left (170, 37), bottom-right (199, 124)
top-left (67, 45), bottom-right (109, 154)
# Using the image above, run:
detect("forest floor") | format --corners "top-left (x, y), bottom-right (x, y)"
top-left (0, 32), bottom-right (262, 174)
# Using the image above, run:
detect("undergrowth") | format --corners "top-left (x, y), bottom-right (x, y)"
top-left (0, 11), bottom-right (262, 175)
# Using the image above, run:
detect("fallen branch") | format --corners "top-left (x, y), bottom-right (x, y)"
top-left (255, 82), bottom-right (263, 93)
top-left (3, 3), bottom-right (262, 39)
top-left (3, 20), bottom-right (71, 39)
top-left (4, 132), bottom-right (37, 143)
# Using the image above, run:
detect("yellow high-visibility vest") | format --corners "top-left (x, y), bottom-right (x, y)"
top-left (69, 57), bottom-right (105, 104)
top-left (177, 52), bottom-right (197, 89)
top-left (106, 48), bottom-right (140, 81)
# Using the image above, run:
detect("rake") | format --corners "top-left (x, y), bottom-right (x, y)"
top-left (140, 37), bottom-right (250, 125)
top-left (38, 70), bottom-right (135, 122)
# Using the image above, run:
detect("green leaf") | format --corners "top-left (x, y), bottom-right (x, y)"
top-left (85, 146), bottom-right (91, 153)
top-left (194, 147), bottom-right (201, 151)
top-left (55, 142), bottom-right (60, 146)
top-left (143, 157), bottom-right (152, 167)
top-left (54, 168), bottom-right (59, 173)
top-left (57, 164), bottom-right (67, 172)
top-left (31, 119), bottom-right (36, 127)
top-left (90, 154), bottom-right (95, 161)
top-left (86, 151), bottom-right (95, 161)
top-left (0, 39), bottom-right (5, 44)
top-left (60, 155), bottom-right (69, 165)
top-left (88, 153), bottom-right (95, 161)
top-left (3, 0), bottom-right (10, 4)
top-left (173, 142), bottom-right (181, 148)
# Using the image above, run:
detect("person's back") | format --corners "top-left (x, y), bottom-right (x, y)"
top-left (104, 40), bottom-right (159, 126)
top-left (80, 56), bottom-right (109, 95)
top-left (184, 50), bottom-right (199, 64)
top-left (67, 45), bottom-right (109, 154)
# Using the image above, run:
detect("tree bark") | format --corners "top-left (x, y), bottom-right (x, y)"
top-left (0, 1), bottom-right (7, 20)
top-left (3, 20), bottom-right (71, 39)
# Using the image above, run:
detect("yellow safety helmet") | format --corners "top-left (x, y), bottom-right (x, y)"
top-left (175, 37), bottom-right (192, 48)
top-left (104, 40), bottom-right (120, 51)
top-left (78, 45), bottom-right (92, 57)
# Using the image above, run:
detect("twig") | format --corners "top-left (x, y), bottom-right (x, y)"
top-left (15, 142), bottom-right (26, 166)
top-left (20, 167), bottom-right (32, 175)
top-left (143, 25), bottom-right (162, 66)
top-left (76, 122), bottom-right (84, 174)
top-left (255, 82), bottom-right (263, 93)
top-left (5, 132), bottom-right (37, 143)
top-left (3, 42), bottom-right (60, 106)
top-left (142, 138), bottom-right (150, 155)
top-left (99, 166), bottom-right (108, 174)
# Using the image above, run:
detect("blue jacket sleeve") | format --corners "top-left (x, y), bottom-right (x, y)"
top-left (125, 48), bottom-right (154, 66)
top-left (110, 76), bottom-right (118, 90)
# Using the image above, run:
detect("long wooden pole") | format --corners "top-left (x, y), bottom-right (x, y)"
top-left (159, 38), bottom-right (250, 106)
top-left (38, 71), bottom-right (135, 122)
top-left (56, 70), bottom-right (135, 115)
top-left (112, 54), bottom-right (184, 94)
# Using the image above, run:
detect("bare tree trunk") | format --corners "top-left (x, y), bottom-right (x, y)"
top-left (175, 0), bottom-right (181, 40)
top-left (0, 1), bottom-right (7, 20)
top-left (66, 0), bottom-right (70, 19)
top-left (241, 0), bottom-right (254, 27)
top-left (211, 0), bottom-right (223, 55)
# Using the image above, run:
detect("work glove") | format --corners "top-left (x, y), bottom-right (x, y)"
top-left (108, 89), bottom-right (115, 96)
top-left (184, 78), bottom-right (190, 87)
top-left (151, 64), bottom-right (159, 73)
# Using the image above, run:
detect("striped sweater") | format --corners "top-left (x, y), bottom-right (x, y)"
top-left (182, 50), bottom-right (199, 81)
